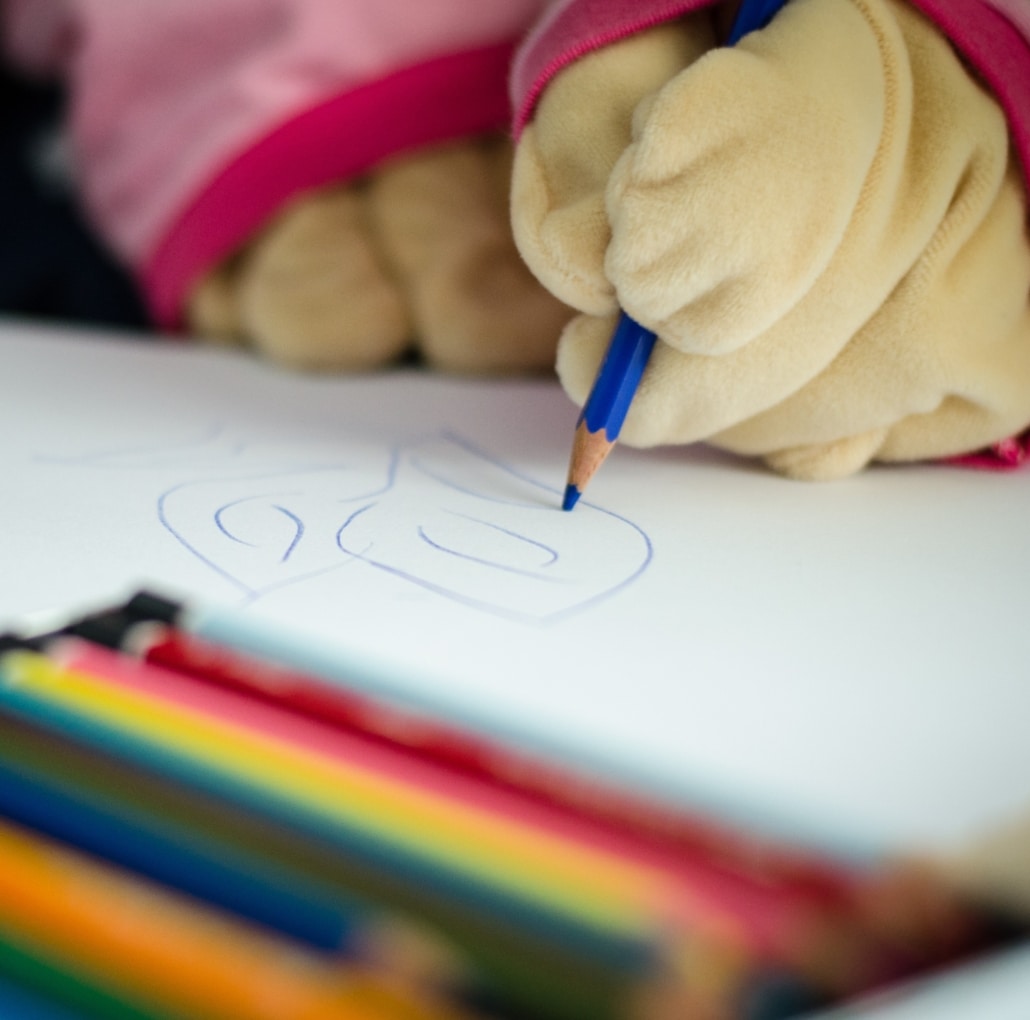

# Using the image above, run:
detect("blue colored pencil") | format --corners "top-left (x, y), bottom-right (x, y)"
top-left (561, 0), bottom-right (792, 511)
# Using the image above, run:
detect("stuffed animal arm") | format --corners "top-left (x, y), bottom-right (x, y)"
top-left (510, 0), bottom-right (1030, 478)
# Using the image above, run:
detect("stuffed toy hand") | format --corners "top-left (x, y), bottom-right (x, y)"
top-left (187, 135), bottom-right (570, 374)
top-left (512, 0), bottom-right (1030, 477)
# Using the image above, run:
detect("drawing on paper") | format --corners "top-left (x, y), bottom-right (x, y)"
top-left (43, 428), bottom-right (652, 622)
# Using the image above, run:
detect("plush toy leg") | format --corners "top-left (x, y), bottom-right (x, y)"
top-left (368, 137), bottom-right (571, 374)
top-left (188, 183), bottom-right (413, 371)
top-left (186, 260), bottom-right (248, 346)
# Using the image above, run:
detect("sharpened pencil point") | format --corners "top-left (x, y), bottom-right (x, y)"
top-left (564, 421), bottom-right (615, 510)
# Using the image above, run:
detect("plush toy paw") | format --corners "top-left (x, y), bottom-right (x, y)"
top-left (187, 135), bottom-right (571, 375)
top-left (188, 184), bottom-right (411, 371)
top-left (513, 0), bottom-right (1030, 477)
top-left (512, 16), bottom-right (717, 317)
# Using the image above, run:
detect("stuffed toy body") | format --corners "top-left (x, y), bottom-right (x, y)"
top-left (510, 0), bottom-right (1030, 477)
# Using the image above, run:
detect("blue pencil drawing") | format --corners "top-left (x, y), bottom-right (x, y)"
top-left (43, 428), bottom-right (652, 623)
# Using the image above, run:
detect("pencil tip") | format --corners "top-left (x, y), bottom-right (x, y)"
top-left (562, 484), bottom-right (581, 512)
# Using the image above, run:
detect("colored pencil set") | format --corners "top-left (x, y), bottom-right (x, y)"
top-left (0, 592), bottom-right (1014, 1020)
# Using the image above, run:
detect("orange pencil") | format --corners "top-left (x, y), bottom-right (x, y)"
top-left (0, 816), bottom-right (469, 1020)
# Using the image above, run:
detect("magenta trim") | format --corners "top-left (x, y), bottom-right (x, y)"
top-left (511, 0), bottom-right (714, 138)
top-left (144, 42), bottom-right (519, 329)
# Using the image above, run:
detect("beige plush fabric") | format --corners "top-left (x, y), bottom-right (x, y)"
top-left (187, 137), bottom-right (571, 374)
top-left (512, 0), bottom-right (1030, 478)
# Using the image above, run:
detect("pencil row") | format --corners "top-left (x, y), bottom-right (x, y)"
top-left (0, 592), bottom-right (1001, 1019)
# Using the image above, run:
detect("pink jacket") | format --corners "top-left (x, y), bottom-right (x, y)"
top-left (2, 0), bottom-right (550, 328)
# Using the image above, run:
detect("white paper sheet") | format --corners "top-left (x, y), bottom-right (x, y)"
top-left (3, 318), bottom-right (1029, 859)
